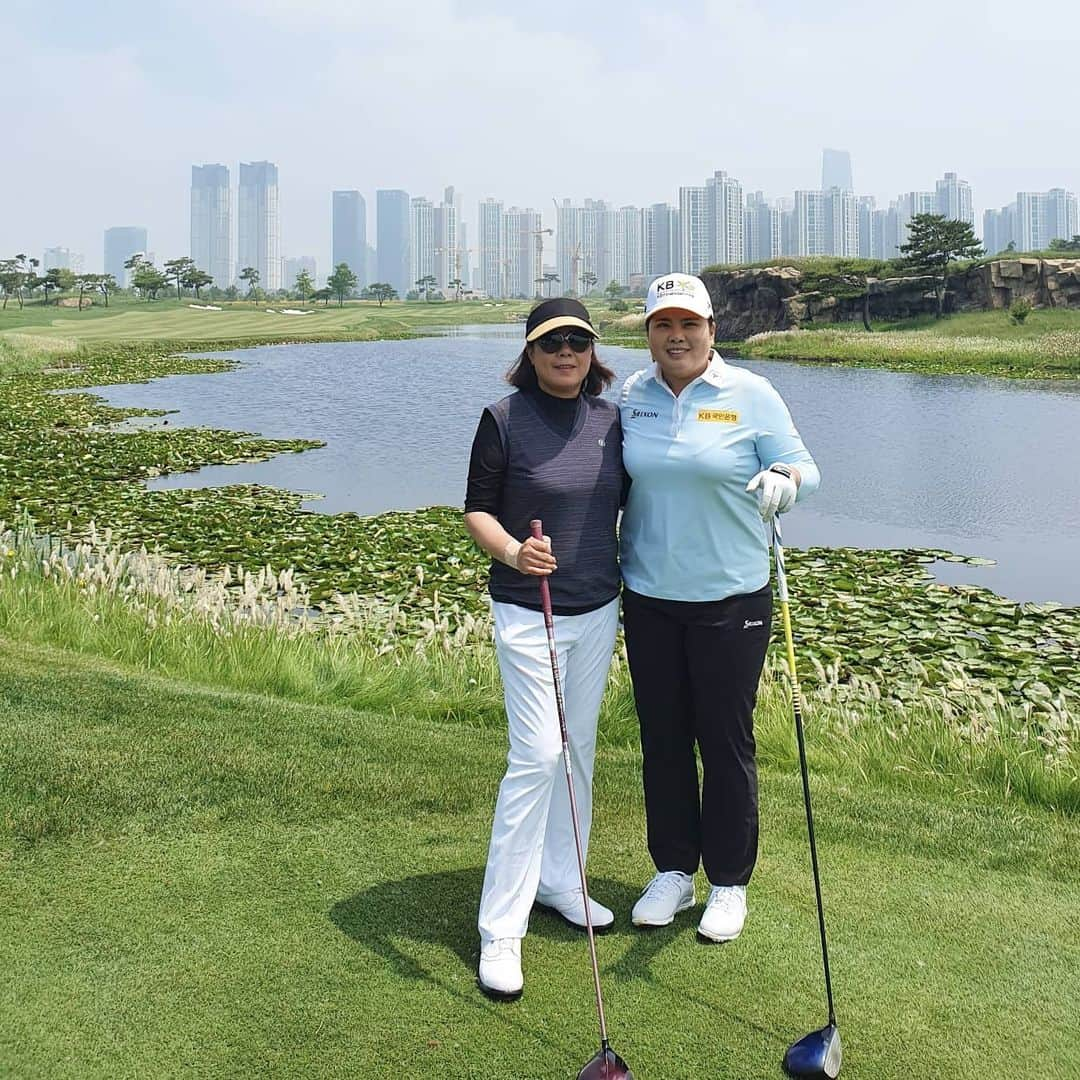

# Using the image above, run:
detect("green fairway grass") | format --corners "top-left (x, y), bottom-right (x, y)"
top-left (736, 309), bottom-right (1080, 377)
top-left (0, 297), bottom-right (533, 344)
top-left (2, 638), bottom-right (1078, 1079)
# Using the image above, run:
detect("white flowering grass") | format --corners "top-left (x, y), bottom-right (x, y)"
top-left (1, 516), bottom-right (1075, 810)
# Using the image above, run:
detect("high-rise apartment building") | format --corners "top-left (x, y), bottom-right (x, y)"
top-left (42, 247), bottom-right (73, 271)
top-left (1015, 192), bottom-right (1047, 251)
top-left (896, 191), bottom-right (936, 249)
top-left (504, 207), bottom-right (541, 298)
top-left (706, 170), bottom-right (744, 265)
top-left (376, 189), bottom-right (411, 296)
top-left (857, 196), bottom-right (876, 259)
top-left (477, 198), bottom-right (505, 298)
top-left (822, 148), bottom-right (854, 192)
top-left (793, 191), bottom-right (825, 256)
top-left (190, 164), bottom-right (232, 289)
top-left (871, 202), bottom-right (900, 259)
top-left (238, 161), bottom-right (280, 291)
top-left (643, 203), bottom-right (679, 279)
top-left (555, 199), bottom-right (614, 295)
top-left (434, 197), bottom-right (459, 289)
top-left (1046, 188), bottom-right (1079, 246)
top-left (935, 172), bottom-right (974, 226)
top-left (613, 206), bottom-right (643, 288)
top-left (104, 226), bottom-right (148, 286)
top-left (984, 189), bottom-right (1078, 253)
top-left (331, 190), bottom-right (367, 287)
top-left (282, 256), bottom-right (317, 290)
top-left (678, 186), bottom-right (710, 273)
top-left (744, 192), bottom-right (780, 264)
top-left (410, 197), bottom-right (436, 290)
top-left (824, 187), bottom-right (858, 257)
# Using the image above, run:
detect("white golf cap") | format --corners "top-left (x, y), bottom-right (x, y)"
top-left (644, 273), bottom-right (713, 323)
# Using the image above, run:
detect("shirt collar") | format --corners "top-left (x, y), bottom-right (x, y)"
top-left (650, 350), bottom-right (727, 393)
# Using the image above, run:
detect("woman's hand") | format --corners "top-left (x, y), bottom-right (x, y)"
top-left (746, 464), bottom-right (799, 521)
top-left (508, 534), bottom-right (557, 576)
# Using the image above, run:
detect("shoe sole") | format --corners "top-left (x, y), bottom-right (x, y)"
top-left (631, 896), bottom-right (696, 928)
top-left (533, 901), bottom-right (615, 935)
top-left (477, 977), bottom-right (523, 1002)
top-left (696, 928), bottom-right (742, 944)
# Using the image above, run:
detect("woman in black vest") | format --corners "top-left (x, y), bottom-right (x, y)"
top-left (464, 298), bottom-right (623, 1001)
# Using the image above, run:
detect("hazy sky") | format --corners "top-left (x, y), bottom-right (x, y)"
top-left (5, 0), bottom-right (1078, 272)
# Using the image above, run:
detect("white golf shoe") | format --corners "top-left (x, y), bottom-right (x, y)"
top-left (697, 884), bottom-right (747, 942)
top-left (631, 870), bottom-right (696, 927)
top-left (534, 887), bottom-right (615, 933)
top-left (478, 937), bottom-right (523, 1001)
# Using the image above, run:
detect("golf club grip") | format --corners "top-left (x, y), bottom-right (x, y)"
top-left (529, 519), bottom-right (554, 622)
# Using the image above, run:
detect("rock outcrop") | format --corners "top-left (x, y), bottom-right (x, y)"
top-left (701, 259), bottom-right (1080, 339)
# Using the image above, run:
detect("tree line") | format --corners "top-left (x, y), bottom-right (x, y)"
top-left (0, 253), bottom-right (403, 310)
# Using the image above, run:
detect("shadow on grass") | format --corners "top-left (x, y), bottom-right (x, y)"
top-left (331, 868), bottom-right (789, 1062)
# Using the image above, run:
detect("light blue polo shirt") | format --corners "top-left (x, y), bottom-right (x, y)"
top-left (620, 352), bottom-right (820, 602)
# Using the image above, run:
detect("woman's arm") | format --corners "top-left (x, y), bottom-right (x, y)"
top-left (464, 511), bottom-right (557, 576)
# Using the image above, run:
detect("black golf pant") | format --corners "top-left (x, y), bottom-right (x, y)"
top-left (623, 585), bottom-right (772, 887)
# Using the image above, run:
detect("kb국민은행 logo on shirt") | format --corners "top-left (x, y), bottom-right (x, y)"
top-left (630, 408), bottom-right (659, 419)
top-left (697, 409), bottom-right (739, 423)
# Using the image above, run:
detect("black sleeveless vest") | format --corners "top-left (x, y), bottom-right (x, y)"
top-left (487, 390), bottom-right (622, 614)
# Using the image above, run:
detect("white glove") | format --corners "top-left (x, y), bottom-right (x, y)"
top-left (746, 464), bottom-right (797, 521)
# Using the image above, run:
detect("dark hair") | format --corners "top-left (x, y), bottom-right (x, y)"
top-left (506, 342), bottom-right (615, 396)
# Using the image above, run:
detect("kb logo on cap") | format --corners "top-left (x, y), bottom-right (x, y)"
top-left (657, 277), bottom-right (693, 293)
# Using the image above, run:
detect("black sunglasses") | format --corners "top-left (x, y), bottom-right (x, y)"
top-left (535, 330), bottom-right (594, 354)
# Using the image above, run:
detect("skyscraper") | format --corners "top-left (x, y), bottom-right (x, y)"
top-left (744, 192), bottom-right (779, 264)
top-left (282, 256), bottom-right (317, 291)
top-left (238, 161), bottom-right (280, 291)
top-left (613, 206), bottom-right (643, 288)
top-left (677, 186), bottom-right (710, 273)
top-left (190, 164), bottom-right (232, 289)
top-left (377, 189), bottom-right (411, 296)
top-left (104, 226), bottom-right (148, 286)
top-left (822, 148), bottom-right (854, 192)
top-left (1046, 188), bottom-right (1079, 246)
top-left (824, 187), bottom-right (858, 257)
top-left (410, 197), bottom-right (435, 291)
top-left (706, 170), bottom-right (744, 265)
top-left (935, 172), bottom-right (974, 226)
top-left (477, 197), bottom-right (505, 298)
top-left (332, 190), bottom-right (367, 287)
top-left (504, 207), bottom-right (541, 298)
top-left (793, 191), bottom-right (825, 256)
top-left (857, 196), bottom-right (876, 259)
top-left (896, 191), bottom-right (936, 248)
top-left (643, 203), bottom-right (678, 279)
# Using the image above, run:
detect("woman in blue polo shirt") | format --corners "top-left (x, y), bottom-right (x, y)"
top-left (620, 273), bottom-right (820, 943)
top-left (464, 298), bottom-right (624, 1001)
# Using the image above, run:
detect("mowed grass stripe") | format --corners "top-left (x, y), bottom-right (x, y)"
top-left (1, 639), bottom-right (1078, 1079)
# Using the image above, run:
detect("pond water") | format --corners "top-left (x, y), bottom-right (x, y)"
top-left (85, 328), bottom-right (1080, 605)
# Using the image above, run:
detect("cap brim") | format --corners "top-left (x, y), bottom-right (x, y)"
top-left (645, 298), bottom-right (713, 323)
top-left (526, 315), bottom-right (599, 342)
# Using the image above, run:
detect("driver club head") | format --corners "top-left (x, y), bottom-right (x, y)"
top-left (577, 1046), bottom-right (634, 1080)
top-left (783, 1023), bottom-right (842, 1079)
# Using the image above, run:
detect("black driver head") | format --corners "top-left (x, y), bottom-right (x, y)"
top-left (783, 1023), bottom-right (842, 1079)
top-left (577, 1046), bottom-right (634, 1080)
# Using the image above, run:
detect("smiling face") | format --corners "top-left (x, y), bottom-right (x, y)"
top-left (527, 328), bottom-right (595, 398)
top-left (646, 307), bottom-right (715, 395)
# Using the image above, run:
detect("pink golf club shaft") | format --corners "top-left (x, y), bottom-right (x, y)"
top-left (529, 519), bottom-right (611, 1049)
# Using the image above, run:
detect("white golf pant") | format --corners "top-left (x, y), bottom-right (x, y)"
top-left (478, 597), bottom-right (619, 944)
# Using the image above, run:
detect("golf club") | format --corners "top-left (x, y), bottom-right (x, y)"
top-left (772, 517), bottom-right (842, 1080)
top-left (531, 520), bottom-right (633, 1080)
